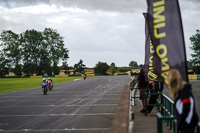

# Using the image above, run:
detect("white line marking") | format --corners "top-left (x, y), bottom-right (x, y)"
top-left (0, 104), bottom-right (118, 108)
top-left (0, 98), bottom-right (119, 102)
top-left (0, 128), bottom-right (110, 132)
top-left (0, 94), bottom-right (121, 98)
top-left (0, 113), bottom-right (115, 117)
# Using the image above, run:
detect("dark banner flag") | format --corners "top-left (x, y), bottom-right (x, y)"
top-left (146, 0), bottom-right (188, 83)
top-left (143, 13), bottom-right (159, 81)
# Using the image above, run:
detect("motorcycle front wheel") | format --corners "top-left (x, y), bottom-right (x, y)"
top-left (42, 87), bottom-right (47, 95)
top-left (49, 85), bottom-right (52, 91)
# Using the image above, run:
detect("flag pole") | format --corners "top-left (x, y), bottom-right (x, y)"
top-left (176, 0), bottom-right (189, 83)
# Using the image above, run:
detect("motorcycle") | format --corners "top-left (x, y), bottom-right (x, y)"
top-left (48, 80), bottom-right (53, 91)
top-left (41, 82), bottom-right (48, 95)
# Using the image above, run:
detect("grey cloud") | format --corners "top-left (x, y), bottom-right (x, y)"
top-left (1, 0), bottom-right (146, 12)
top-left (0, 0), bottom-right (50, 8)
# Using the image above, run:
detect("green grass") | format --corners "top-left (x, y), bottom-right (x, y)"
top-left (0, 76), bottom-right (92, 94)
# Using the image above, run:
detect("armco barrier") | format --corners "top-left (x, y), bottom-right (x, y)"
top-left (188, 74), bottom-right (197, 80)
top-left (68, 74), bottom-right (81, 77)
top-left (95, 73), bottom-right (102, 76)
top-left (43, 75), bottom-right (55, 77)
top-left (130, 83), bottom-right (139, 106)
top-left (117, 73), bottom-right (128, 75)
top-left (30, 76), bottom-right (42, 78)
top-left (81, 74), bottom-right (95, 77)
top-left (55, 75), bottom-right (68, 77)
top-left (188, 74), bottom-right (200, 80)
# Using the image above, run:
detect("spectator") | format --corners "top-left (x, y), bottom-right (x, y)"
top-left (167, 69), bottom-right (199, 133)
top-left (137, 66), bottom-right (149, 113)
top-left (146, 81), bottom-right (164, 113)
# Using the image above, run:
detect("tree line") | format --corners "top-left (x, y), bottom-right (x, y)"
top-left (1, 28), bottom-right (199, 77)
top-left (0, 28), bottom-right (68, 77)
top-left (62, 60), bottom-right (138, 76)
top-left (0, 28), bottom-right (141, 77)
top-left (93, 61), bottom-right (139, 75)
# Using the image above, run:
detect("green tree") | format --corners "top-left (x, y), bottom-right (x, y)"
top-left (109, 62), bottom-right (117, 75)
top-left (0, 30), bottom-right (22, 77)
top-left (187, 60), bottom-right (200, 73)
top-left (21, 28), bottom-right (68, 75)
top-left (21, 29), bottom-right (44, 75)
top-left (189, 29), bottom-right (200, 73)
top-left (42, 28), bottom-right (67, 75)
top-left (62, 49), bottom-right (69, 75)
top-left (129, 61), bottom-right (138, 69)
top-left (39, 53), bottom-right (52, 75)
top-left (94, 61), bottom-right (109, 75)
top-left (74, 59), bottom-right (86, 74)
top-left (0, 52), bottom-right (10, 77)
top-left (0, 28), bottom-right (69, 76)
top-left (12, 64), bottom-right (22, 77)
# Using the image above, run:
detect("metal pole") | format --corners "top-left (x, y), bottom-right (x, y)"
top-left (145, 93), bottom-right (148, 116)
top-left (157, 113), bottom-right (163, 133)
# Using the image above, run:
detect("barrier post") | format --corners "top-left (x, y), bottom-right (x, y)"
top-left (161, 94), bottom-right (164, 115)
top-left (164, 97), bottom-right (167, 122)
top-left (169, 104), bottom-right (172, 129)
top-left (157, 113), bottom-right (163, 133)
top-left (145, 93), bottom-right (148, 116)
top-left (197, 122), bottom-right (200, 133)
top-left (173, 120), bottom-right (176, 133)
top-left (167, 100), bottom-right (169, 126)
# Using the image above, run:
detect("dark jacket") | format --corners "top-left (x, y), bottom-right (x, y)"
top-left (137, 70), bottom-right (148, 89)
top-left (154, 81), bottom-right (164, 92)
top-left (174, 84), bottom-right (199, 130)
top-left (42, 80), bottom-right (47, 84)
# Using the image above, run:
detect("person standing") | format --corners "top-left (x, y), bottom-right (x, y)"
top-left (137, 66), bottom-right (149, 113)
top-left (146, 81), bottom-right (164, 113)
top-left (167, 69), bottom-right (199, 133)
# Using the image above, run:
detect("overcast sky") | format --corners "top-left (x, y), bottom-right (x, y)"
top-left (0, 0), bottom-right (200, 68)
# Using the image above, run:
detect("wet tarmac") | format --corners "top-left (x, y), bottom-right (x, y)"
top-left (0, 76), bottom-right (131, 133)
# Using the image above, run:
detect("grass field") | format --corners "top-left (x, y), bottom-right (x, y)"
top-left (0, 76), bottom-right (93, 94)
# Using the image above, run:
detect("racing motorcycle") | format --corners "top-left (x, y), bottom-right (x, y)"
top-left (41, 82), bottom-right (48, 95)
top-left (48, 80), bottom-right (53, 91)
top-left (84, 74), bottom-right (86, 80)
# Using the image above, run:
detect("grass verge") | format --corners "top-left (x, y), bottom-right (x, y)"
top-left (0, 76), bottom-right (93, 94)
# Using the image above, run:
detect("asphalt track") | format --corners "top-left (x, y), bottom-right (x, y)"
top-left (0, 76), bottom-right (131, 133)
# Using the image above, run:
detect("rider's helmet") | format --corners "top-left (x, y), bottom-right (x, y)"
top-left (48, 77), bottom-right (51, 80)
top-left (43, 78), bottom-right (46, 81)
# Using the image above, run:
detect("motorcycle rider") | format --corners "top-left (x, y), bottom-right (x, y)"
top-left (47, 77), bottom-right (53, 88)
top-left (84, 74), bottom-right (87, 80)
top-left (41, 78), bottom-right (48, 94)
top-left (42, 78), bottom-right (47, 84)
